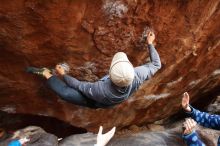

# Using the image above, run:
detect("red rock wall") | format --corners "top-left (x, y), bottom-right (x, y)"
top-left (0, 0), bottom-right (220, 131)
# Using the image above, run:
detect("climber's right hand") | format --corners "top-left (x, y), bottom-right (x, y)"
top-left (147, 32), bottom-right (155, 45)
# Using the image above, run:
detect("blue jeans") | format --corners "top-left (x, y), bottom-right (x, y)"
top-left (47, 76), bottom-right (106, 108)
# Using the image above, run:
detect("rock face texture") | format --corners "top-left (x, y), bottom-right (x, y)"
top-left (60, 124), bottom-right (220, 146)
top-left (0, 0), bottom-right (220, 131)
top-left (207, 96), bottom-right (220, 114)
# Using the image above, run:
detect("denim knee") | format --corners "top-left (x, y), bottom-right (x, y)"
top-left (58, 89), bottom-right (72, 99)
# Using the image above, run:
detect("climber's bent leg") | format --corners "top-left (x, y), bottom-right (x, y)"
top-left (47, 76), bottom-right (97, 108)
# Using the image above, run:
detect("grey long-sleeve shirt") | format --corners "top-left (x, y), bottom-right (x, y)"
top-left (63, 44), bottom-right (161, 106)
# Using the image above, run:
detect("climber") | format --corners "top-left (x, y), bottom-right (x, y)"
top-left (181, 92), bottom-right (220, 146)
top-left (27, 31), bottom-right (161, 108)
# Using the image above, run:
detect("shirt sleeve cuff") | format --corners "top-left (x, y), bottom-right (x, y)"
top-left (185, 105), bottom-right (195, 115)
top-left (182, 130), bottom-right (196, 140)
top-left (148, 44), bottom-right (154, 47)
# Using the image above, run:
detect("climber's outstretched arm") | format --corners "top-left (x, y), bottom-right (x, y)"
top-left (135, 32), bottom-right (161, 82)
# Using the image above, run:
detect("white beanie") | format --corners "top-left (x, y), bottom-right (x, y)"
top-left (109, 52), bottom-right (134, 87)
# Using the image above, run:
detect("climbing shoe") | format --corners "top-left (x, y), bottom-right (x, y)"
top-left (26, 67), bottom-right (49, 76)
